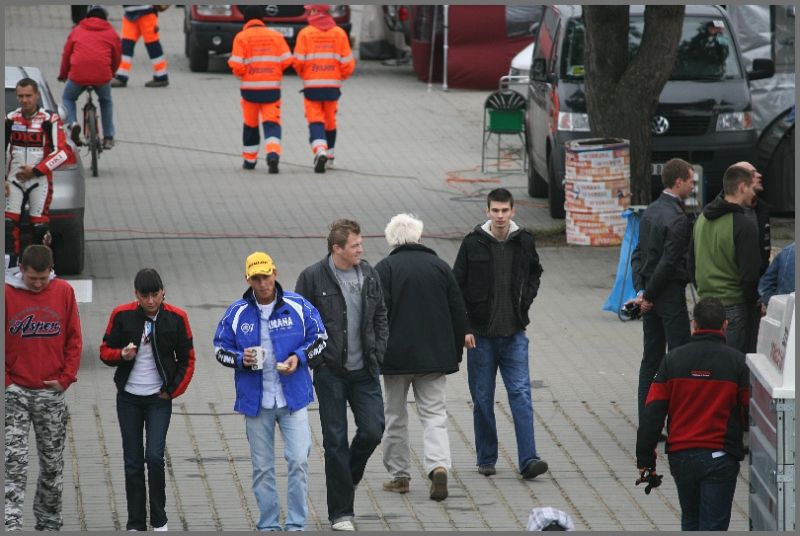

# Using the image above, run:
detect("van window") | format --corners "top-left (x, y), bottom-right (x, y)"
top-left (506, 6), bottom-right (544, 38)
top-left (561, 15), bottom-right (743, 81)
top-left (533, 8), bottom-right (559, 66)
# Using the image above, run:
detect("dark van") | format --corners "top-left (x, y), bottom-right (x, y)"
top-left (526, 5), bottom-right (775, 218)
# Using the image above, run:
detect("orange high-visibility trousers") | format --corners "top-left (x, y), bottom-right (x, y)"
top-left (303, 99), bottom-right (337, 155)
top-left (241, 99), bottom-right (282, 163)
top-left (116, 13), bottom-right (167, 81)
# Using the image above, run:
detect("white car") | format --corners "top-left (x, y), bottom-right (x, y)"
top-left (505, 42), bottom-right (534, 96)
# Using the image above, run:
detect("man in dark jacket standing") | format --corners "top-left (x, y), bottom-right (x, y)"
top-left (58, 5), bottom-right (121, 150)
top-left (295, 219), bottom-right (388, 531)
top-left (375, 213), bottom-right (466, 502)
top-left (452, 188), bottom-right (548, 480)
top-left (636, 297), bottom-right (749, 531)
top-left (629, 158), bottom-right (695, 421)
top-left (689, 165), bottom-right (760, 353)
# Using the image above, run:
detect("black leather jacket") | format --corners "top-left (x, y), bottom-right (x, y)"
top-left (295, 256), bottom-right (388, 377)
top-left (452, 225), bottom-right (542, 334)
top-left (631, 192), bottom-right (692, 301)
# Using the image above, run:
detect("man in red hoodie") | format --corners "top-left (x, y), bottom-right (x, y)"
top-left (5, 245), bottom-right (83, 531)
top-left (294, 4), bottom-right (356, 173)
top-left (58, 5), bottom-right (121, 150)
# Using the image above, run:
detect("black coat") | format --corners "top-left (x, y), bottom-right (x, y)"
top-left (631, 192), bottom-right (692, 301)
top-left (452, 225), bottom-right (542, 334)
top-left (375, 244), bottom-right (467, 375)
top-left (295, 256), bottom-right (389, 378)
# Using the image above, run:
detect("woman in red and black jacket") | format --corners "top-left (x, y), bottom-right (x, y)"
top-left (99, 268), bottom-right (195, 532)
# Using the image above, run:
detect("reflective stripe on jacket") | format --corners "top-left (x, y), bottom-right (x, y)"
top-left (294, 25), bottom-right (355, 92)
top-left (228, 19), bottom-right (293, 102)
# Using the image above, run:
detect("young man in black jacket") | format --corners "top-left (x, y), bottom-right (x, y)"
top-left (295, 219), bottom-right (388, 531)
top-left (375, 213), bottom-right (467, 501)
top-left (629, 158), bottom-right (695, 421)
top-left (452, 188), bottom-right (548, 480)
top-left (636, 297), bottom-right (749, 531)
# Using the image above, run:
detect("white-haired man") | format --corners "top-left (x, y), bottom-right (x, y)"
top-left (374, 213), bottom-right (467, 501)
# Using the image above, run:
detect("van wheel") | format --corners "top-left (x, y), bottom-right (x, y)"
top-left (548, 153), bottom-right (565, 219)
top-left (528, 163), bottom-right (548, 198)
top-left (188, 35), bottom-right (209, 72)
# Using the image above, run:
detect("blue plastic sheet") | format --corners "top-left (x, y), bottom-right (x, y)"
top-left (602, 208), bottom-right (643, 314)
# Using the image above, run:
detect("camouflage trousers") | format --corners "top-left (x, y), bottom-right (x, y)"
top-left (4, 384), bottom-right (67, 531)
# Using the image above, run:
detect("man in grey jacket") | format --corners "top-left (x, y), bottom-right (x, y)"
top-left (295, 219), bottom-right (388, 531)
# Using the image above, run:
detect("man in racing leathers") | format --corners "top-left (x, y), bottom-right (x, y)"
top-left (5, 78), bottom-right (71, 267)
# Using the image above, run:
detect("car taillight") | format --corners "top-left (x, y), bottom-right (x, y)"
top-left (550, 89), bottom-right (559, 133)
top-left (398, 6), bottom-right (409, 21)
top-left (196, 4), bottom-right (232, 17)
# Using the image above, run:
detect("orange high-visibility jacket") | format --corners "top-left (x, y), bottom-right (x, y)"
top-left (228, 19), bottom-right (293, 98)
top-left (294, 25), bottom-right (355, 90)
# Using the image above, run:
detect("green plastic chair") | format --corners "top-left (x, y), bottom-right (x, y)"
top-left (481, 89), bottom-right (528, 173)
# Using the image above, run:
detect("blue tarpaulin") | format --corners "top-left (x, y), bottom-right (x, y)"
top-left (603, 208), bottom-right (644, 315)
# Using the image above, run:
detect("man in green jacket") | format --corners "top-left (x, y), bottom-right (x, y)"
top-left (688, 165), bottom-right (760, 352)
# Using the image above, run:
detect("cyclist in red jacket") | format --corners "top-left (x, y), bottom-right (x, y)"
top-left (58, 4), bottom-right (121, 150)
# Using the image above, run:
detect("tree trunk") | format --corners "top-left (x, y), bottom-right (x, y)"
top-left (583, 6), bottom-right (685, 205)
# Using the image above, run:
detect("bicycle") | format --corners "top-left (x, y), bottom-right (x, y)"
top-left (81, 86), bottom-right (103, 177)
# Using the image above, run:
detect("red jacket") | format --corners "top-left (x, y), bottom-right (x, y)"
top-left (58, 17), bottom-right (122, 86)
top-left (5, 275), bottom-right (83, 391)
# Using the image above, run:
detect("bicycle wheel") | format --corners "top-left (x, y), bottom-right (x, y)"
top-left (86, 109), bottom-right (99, 177)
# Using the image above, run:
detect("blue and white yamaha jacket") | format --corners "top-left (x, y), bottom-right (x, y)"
top-left (213, 282), bottom-right (327, 416)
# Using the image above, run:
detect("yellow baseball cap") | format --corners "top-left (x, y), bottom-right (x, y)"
top-left (245, 252), bottom-right (275, 279)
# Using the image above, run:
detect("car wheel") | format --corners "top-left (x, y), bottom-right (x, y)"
top-left (526, 128), bottom-right (548, 198)
top-left (547, 152), bottom-right (566, 219)
top-left (52, 218), bottom-right (84, 275)
top-left (188, 34), bottom-right (209, 72)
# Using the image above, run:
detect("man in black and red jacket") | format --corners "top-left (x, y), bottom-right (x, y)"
top-left (636, 297), bottom-right (749, 531)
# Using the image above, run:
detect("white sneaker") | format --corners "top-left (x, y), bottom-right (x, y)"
top-left (154, 524), bottom-right (168, 531)
top-left (331, 520), bottom-right (354, 531)
top-left (313, 150), bottom-right (328, 173)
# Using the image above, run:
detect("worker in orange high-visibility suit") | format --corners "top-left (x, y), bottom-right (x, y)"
top-left (228, 5), bottom-right (294, 173)
top-left (111, 5), bottom-right (169, 88)
top-left (294, 4), bottom-right (355, 173)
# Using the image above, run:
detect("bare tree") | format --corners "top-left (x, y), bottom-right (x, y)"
top-left (583, 6), bottom-right (685, 205)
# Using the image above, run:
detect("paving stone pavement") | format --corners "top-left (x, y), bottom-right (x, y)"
top-left (6, 5), bottom-right (791, 532)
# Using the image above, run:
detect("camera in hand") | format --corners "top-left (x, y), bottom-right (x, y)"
top-left (620, 301), bottom-right (642, 320)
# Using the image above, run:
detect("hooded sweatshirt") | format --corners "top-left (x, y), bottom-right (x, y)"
top-left (5, 270), bottom-right (82, 390)
top-left (58, 16), bottom-right (122, 86)
top-left (690, 195), bottom-right (761, 306)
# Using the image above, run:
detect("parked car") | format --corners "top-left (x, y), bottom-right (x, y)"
top-left (4, 66), bottom-right (86, 275)
top-left (526, 5), bottom-right (775, 218)
top-left (184, 4), bottom-right (352, 72)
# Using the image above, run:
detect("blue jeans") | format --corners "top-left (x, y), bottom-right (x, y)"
top-left (244, 406), bottom-right (311, 531)
top-left (62, 79), bottom-right (115, 138)
top-left (668, 449), bottom-right (740, 530)
top-left (467, 331), bottom-right (538, 471)
top-left (313, 366), bottom-right (384, 522)
top-left (723, 304), bottom-right (748, 353)
top-left (116, 391), bottom-right (172, 531)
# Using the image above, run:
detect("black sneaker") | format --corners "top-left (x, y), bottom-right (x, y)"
top-left (521, 458), bottom-right (548, 480)
top-left (267, 158), bottom-right (279, 174)
top-left (110, 78), bottom-right (126, 88)
top-left (69, 123), bottom-right (82, 146)
top-left (144, 79), bottom-right (169, 88)
top-left (478, 464), bottom-right (496, 476)
top-left (242, 161), bottom-right (256, 170)
top-left (313, 152), bottom-right (327, 173)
